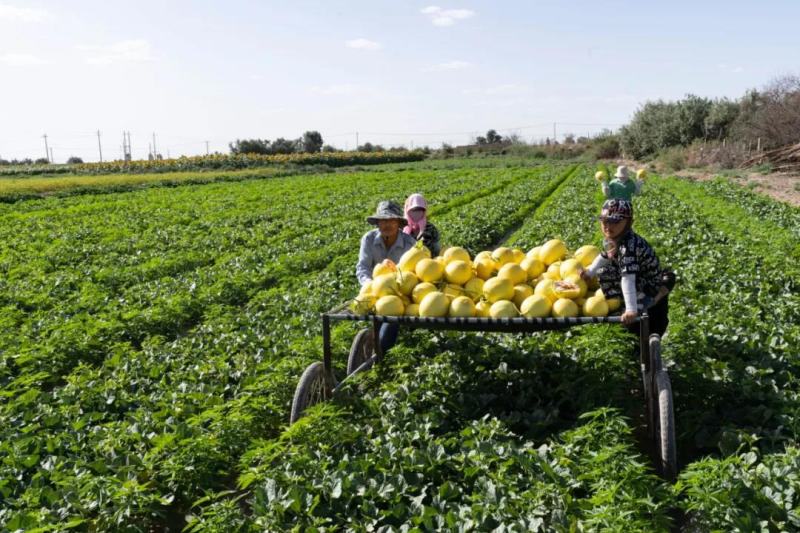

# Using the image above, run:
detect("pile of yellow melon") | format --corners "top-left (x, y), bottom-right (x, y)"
top-left (351, 239), bottom-right (621, 319)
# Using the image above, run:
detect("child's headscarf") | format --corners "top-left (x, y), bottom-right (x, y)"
top-left (403, 193), bottom-right (427, 238)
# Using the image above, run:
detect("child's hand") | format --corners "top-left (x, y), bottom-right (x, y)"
top-left (621, 310), bottom-right (638, 325)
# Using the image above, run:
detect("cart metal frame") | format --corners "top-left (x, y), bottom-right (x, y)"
top-left (290, 305), bottom-right (677, 479)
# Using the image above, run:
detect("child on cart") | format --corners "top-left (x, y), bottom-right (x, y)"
top-left (581, 199), bottom-right (675, 336)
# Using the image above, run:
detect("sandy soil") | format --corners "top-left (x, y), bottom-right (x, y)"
top-left (674, 169), bottom-right (800, 207)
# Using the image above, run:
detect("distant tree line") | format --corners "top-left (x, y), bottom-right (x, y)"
top-left (229, 130), bottom-right (328, 155)
top-left (620, 74), bottom-right (800, 159)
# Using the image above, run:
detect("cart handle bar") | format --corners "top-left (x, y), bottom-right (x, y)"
top-left (324, 312), bottom-right (636, 326)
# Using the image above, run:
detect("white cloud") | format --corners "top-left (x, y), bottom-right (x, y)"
top-left (0, 52), bottom-right (46, 66)
top-left (77, 39), bottom-right (154, 65)
top-left (345, 38), bottom-right (381, 50)
top-left (0, 4), bottom-right (50, 22)
top-left (309, 84), bottom-right (364, 96)
top-left (426, 60), bottom-right (471, 71)
top-left (421, 6), bottom-right (475, 26)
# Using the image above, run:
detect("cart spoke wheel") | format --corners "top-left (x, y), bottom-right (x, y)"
top-left (290, 362), bottom-right (331, 424)
top-left (347, 328), bottom-right (375, 376)
top-left (655, 369), bottom-right (677, 480)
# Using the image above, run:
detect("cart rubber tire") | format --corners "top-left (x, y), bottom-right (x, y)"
top-left (655, 369), bottom-right (677, 480)
top-left (347, 328), bottom-right (375, 376)
top-left (649, 334), bottom-right (663, 373)
top-left (290, 362), bottom-right (330, 424)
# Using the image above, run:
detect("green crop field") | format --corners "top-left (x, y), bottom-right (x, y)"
top-left (1, 158), bottom-right (799, 531)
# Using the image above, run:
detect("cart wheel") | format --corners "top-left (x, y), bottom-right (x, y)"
top-left (643, 334), bottom-right (663, 440)
top-left (290, 362), bottom-right (331, 424)
top-left (655, 369), bottom-right (677, 480)
top-left (347, 327), bottom-right (375, 376)
top-left (649, 334), bottom-right (663, 373)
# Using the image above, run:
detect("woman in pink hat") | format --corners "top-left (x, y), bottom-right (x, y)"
top-left (403, 193), bottom-right (441, 257)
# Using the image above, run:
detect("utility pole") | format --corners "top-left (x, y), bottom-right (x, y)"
top-left (553, 123), bottom-right (557, 143)
top-left (42, 134), bottom-right (50, 162)
top-left (49, 147), bottom-right (54, 164)
top-left (355, 132), bottom-right (359, 150)
top-left (152, 132), bottom-right (157, 158)
top-left (205, 140), bottom-right (209, 155)
top-left (97, 130), bottom-right (103, 162)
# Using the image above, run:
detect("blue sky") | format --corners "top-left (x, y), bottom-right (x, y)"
top-left (1, 0), bottom-right (798, 161)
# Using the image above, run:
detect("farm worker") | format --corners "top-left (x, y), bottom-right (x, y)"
top-left (403, 193), bottom-right (441, 257)
top-left (601, 165), bottom-right (643, 202)
top-left (356, 200), bottom-right (417, 353)
top-left (580, 199), bottom-right (675, 336)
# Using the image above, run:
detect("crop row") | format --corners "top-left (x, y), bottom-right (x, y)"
top-left (0, 151), bottom-right (427, 177)
top-left (0, 164), bottom-right (568, 531)
top-left (191, 164), bottom-right (676, 530)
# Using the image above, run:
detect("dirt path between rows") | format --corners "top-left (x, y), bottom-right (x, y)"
top-left (673, 169), bottom-right (800, 207)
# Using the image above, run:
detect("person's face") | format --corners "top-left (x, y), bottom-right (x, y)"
top-left (408, 207), bottom-right (425, 222)
top-left (377, 219), bottom-right (400, 238)
top-left (600, 217), bottom-right (627, 240)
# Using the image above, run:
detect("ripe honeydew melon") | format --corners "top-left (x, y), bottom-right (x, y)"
top-left (375, 295), bottom-right (404, 316)
top-left (636, 168), bottom-right (647, 180)
top-left (573, 245), bottom-right (600, 268)
top-left (607, 298), bottom-right (622, 312)
top-left (595, 288), bottom-right (604, 298)
top-left (534, 278), bottom-right (558, 303)
top-left (373, 274), bottom-right (400, 297)
top-left (445, 260), bottom-right (472, 285)
top-left (526, 246), bottom-right (542, 261)
top-left (582, 295), bottom-right (609, 317)
top-left (463, 277), bottom-right (484, 301)
top-left (398, 246), bottom-right (430, 272)
top-left (543, 262), bottom-right (562, 281)
top-left (511, 248), bottom-right (526, 264)
top-left (483, 277), bottom-right (514, 303)
top-left (491, 247), bottom-right (515, 267)
top-left (373, 259), bottom-right (397, 278)
top-left (412, 282), bottom-right (437, 304)
top-left (497, 263), bottom-right (527, 286)
top-left (490, 300), bottom-right (519, 318)
top-left (419, 291), bottom-right (449, 317)
top-left (449, 296), bottom-right (476, 317)
top-left (519, 256), bottom-right (545, 280)
top-left (553, 281), bottom-right (581, 300)
top-left (559, 259), bottom-right (582, 280)
top-left (552, 298), bottom-right (579, 318)
top-left (395, 271), bottom-right (419, 296)
top-left (563, 274), bottom-right (588, 298)
top-left (443, 246), bottom-right (471, 264)
top-left (512, 284), bottom-right (534, 308)
top-left (520, 294), bottom-right (551, 318)
top-left (405, 303), bottom-right (420, 316)
top-left (359, 281), bottom-right (373, 297)
top-left (443, 283), bottom-right (467, 301)
top-left (416, 258), bottom-right (444, 283)
top-left (475, 300), bottom-right (491, 317)
top-left (474, 257), bottom-right (495, 280)
top-left (595, 170), bottom-right (608, 181)
top-left (540, 239), bottom-right (567, 266)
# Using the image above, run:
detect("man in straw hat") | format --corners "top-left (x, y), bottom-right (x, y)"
top-left (356, 200), bottom-right (418, 354)
top-left (601, 165), bottom-right (643, 202)
top-left (356, 200), bottom-right (418, 286)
